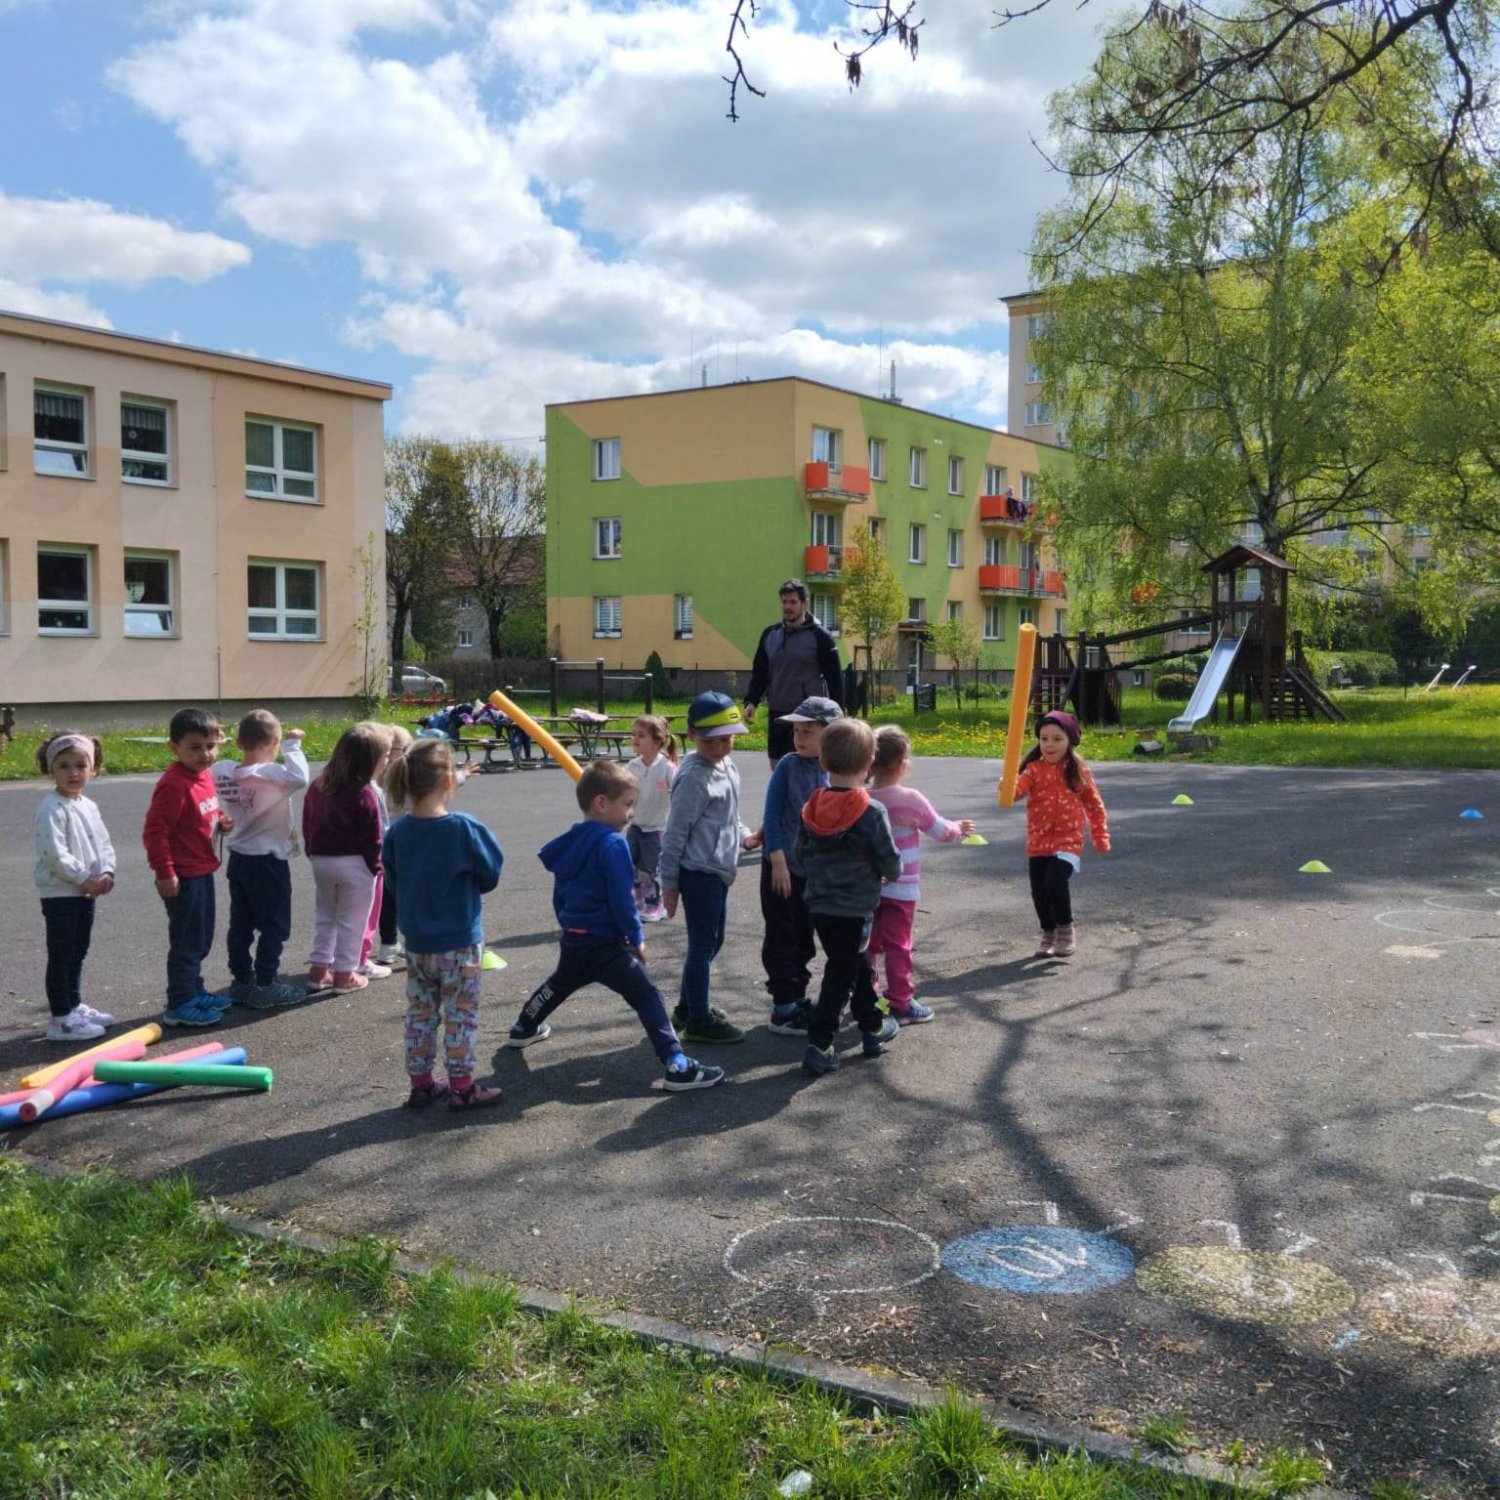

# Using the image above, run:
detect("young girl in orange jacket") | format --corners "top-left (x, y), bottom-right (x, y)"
top-left (1012, 711), bottom-right (1110, 957)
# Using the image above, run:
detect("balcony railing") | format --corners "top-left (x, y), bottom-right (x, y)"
top-left (1041, 570), bottom-right (1067, 596)
top-left (979, 493), bottom-right (1033, 525)
top-left (805, 462), bottom-right (871, 501)
top-left (804, 543), bottom-right (844, 578)
top-left (978, 564), bottom-right (1023, 593)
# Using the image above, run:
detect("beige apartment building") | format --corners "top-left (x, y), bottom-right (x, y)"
top-left (0, 312), bottom-right (389, 726)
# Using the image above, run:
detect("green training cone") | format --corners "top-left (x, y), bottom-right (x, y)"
top-left (960, 833), bottom-right (989, 846)
top-left (1172, 794), bottom-right (1194, 806)
top-left (481, 949), bottom-right (508, 970)
top-left (1299, 860), bottom-right (1332, 874)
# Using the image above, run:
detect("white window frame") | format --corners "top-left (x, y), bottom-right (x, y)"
top-left (593, 595), bottom-right (622, 638)
top-left (907, 597), bottom-right (926, 623)
top-left (946, 600), bottom-right (963, 623)
top-left (245, 418), bottom-right (318, 502)
top-left (594, 517), bottom-right (622, 559)
top-left (1021, 472), bottom-right (1038, 504)
top-left (908, 522), bottom-right (926, 564)
top-left (983, 536), bottom-right (1005, 566)
top-left (867, 517), bottom-right (885, 547)
top-left (1027, 314), bottom-right (1046, 340)
top-left (947, 456), bottom-right (964, 495)
top-left (1055, 609), bottom-right (1067, 636)
top-left (1025, 363), bottom-right (1043, 385)
top-left (983, 604), bottom-right (1003, 641)
top-left (1021, 540), bottom-right (1042, 573)
top-left (947, 529), bottom-right (963, 567)
top-left (123, 550), bottom-right (176, 638)
top-left (1019, 606), bottom-right (1036, 627)
top-left (674, 593), bottom-right (694, 640)
top-left (37, 544), bottom-right (94, 636)
top-left (984, 464), bottom-right (1007, 495)
top-left (810, 511), bottom-right (842, 547)
top-left (592, 438), bottom-right (621, 482)
top-left (1024, 402), bottom-right (1053, 428)
top-left (909, 446), bottom-right (927, 488)
top-left (457, 628), bottom-right (474, 649)
top-left (810, 593), bottom-right (839, 634)
top-left (247, 559), bottom-right (322, 641)
top-left (121, 399), bottom-right (172, 486)
top-left (811, 426), bottom-right (842, 470)
top-left (34, 384), bottom-right (90, 478)
top-left (868, 438), bottom-right (886, 481)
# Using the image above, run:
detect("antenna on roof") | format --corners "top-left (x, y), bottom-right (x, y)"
top-left (701, 363), bottom-right (708, 388)
top-left (886, 360), bottom-right (902, 405)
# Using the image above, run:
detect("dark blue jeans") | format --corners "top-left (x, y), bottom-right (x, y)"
top-left (226, 851), bottom-right (292, 985)
top-left (517, 933), bottom-right (680, 1063)
top-left (677, 866), bottom-right (728, 1023)
top-left (808, 912), bottom-right (883, 1050)
top-left (41, 896), bottom-right (95, 1018)
top-left (163, 872), bottom-right (215, 1006)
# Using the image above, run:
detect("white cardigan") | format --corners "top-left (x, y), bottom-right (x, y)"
top-left (35, 790), bottom-right (116, 900)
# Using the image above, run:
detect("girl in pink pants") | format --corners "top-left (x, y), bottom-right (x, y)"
top-left (868, 726), bottom-right (974, 1024)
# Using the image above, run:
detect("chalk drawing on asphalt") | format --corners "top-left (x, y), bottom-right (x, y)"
top-left (1376, 898), bottom-right (1500, 945)
top-left (1410, 1174), bottom-right (1500, 1210)
top-left (1360, 1275), bottom-right (1500, 1356)
top-left (941, 1226), bottom-right (1137, 1296)
top-left (1136, 1246), bottom-right (1355, 1326)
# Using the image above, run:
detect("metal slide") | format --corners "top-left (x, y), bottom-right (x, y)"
top-left (1167, 630), bottom-right (1246, 733)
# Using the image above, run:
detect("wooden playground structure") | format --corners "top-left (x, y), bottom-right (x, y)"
top-left (1032, 545), bottom-right (1346, 728)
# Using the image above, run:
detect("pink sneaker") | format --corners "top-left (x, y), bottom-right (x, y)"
top-left (1034, 931), bottom-right (1055, 957)
top-left (308, 965), bottom-right (333, 990)
top-left (1050, 924), bottom-right (1077, 958)
top-left (330, 971), bottom-right (369, 993)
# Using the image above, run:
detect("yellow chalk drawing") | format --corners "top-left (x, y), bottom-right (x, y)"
top-left (1361, 1277), bottom-right (1500, 1356)
top-left (1490, 1195), bottom-right (1500, 1220)
top-left (1136, 1247), bottom-right (1354, 1326)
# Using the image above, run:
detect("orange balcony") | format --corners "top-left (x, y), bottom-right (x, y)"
top-left (805, 462), bottom-right (871, 501)
top-left (979, 493), bottom-right (1031, 524)
top-left (1041, 570), bottom-right (1067, 596)
top-left (979, 564), bottom-right (1023, 593)
top-left (804, 543), bottom-right (843, 579)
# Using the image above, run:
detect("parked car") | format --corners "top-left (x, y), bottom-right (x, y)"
top-left (393, 666), bottom-right (446, 697)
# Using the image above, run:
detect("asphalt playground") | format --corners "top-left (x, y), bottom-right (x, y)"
top-left (2, 753), bottom-right (1498, 1496)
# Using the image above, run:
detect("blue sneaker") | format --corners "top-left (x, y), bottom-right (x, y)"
top-left (664, 1058), bottom-right (725, 1092)
top-left (198, 988), bottom-right (235, 1013)
top-left (162, 994), bottom-right (223, 1028)
top-left (802, 1043), bottom-right (840, 1077)
top-left (861, 1017), bottom-right (900, 1057)
top-left (887, 1000), bottom-right (934, 1025)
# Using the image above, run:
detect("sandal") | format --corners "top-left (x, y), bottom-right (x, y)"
top-left (405, 1080), bottom-right (450, 1109)
top-left (448, 1081), bottom-right (503, 1111)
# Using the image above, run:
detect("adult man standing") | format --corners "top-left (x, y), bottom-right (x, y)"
top-left (743, 580), bottom-right (843, 764)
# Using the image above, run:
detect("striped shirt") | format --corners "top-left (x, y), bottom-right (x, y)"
top-left (869, 784), bottom-right (963, 903)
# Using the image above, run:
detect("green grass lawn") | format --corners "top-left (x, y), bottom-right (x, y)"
top-left (0, 1161), bottom-right (1318, 1498)
top-left (2, 685), bottom-right (1492, 781)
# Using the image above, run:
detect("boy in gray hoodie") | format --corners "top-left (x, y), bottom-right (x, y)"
top-left (794, 718), bottom-right (903, 1077)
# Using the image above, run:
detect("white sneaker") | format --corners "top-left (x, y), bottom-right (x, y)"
top-left (359, 960), bottom-right (393, 980)
top-left (74, 1002), bottom-right (116, 1026)
top-left (45, 1010), bottom-right (106, 1043)
top-left (374, 942), bottom-right (404, 965)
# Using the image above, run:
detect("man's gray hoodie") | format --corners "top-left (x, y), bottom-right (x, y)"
top-left (794, 786), bottom-right (901, 919)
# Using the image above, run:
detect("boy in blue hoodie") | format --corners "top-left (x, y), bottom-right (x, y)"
top-left (508, 760), bottom-right (724, 1092)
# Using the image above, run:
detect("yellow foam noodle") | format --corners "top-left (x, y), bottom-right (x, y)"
top-left (488, 690), bottom-right (584, 782)
top-left (998, 623), bottom-right (1039, 808)
top-left (20, 1022), bottom-right (163, 1089)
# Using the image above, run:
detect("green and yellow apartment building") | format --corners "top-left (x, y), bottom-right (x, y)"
top-left (545, 378), bottom-right (1070, 679)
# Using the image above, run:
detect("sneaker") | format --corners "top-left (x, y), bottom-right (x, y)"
top-left (374, 942), bottom-right (404, 965)
top-left (359, 960), bottom-right (393, 980)
top-left (216, 978), bottom-right (254, 1007)
top-left (681, 1009), bottom-right (747, 1044)
top-left (641, 905), bottom-right (668, 924)
top-left (245, 979), bottom-right (305, 1010)
top-left (1051, 923), bottom-right (1077, 958)
top-left (664, 1058), bottom-right (726, 1092)
top-left (887, 1000), bottom-right (935, 1026)
top-left (1034, 931), bottom-right (1056, 958)
top-left (330, 971), bottom-right (369, 993)
top-left (671, 1003), bottom-right (687, 1030)
top-left (448, 1080), bottom-right (503, 1111)
top-left (307, 966), bottom-right (334, 992)
top-left (162, 995), bottom-right (223, 1028)
top-left (861, 1017), bottom-right (900, 1057)
top-left (73, 1002), bottom-right (115, 1027)
top-left (768, 1003), bottom-right (810, 1036)
top-left (507, 1021), bottom-right (552, 1049)
top-left (45, 1011), bottom-right (105, 1043)
top-left (201, 988), bottom-right (235, 1013)
top-left (802, 1043), bottom-right (840, 1077)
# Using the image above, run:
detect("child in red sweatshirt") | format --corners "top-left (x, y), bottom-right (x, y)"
top-left (142, 707), bottom-right (233, 1026)
top-left (1012, 711), bottom-right (1110, 959)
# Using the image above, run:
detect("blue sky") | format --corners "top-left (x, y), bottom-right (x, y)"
top-left (0, 0), bottom-right (1099, 437)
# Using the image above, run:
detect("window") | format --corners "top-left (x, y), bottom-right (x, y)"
top-left (1132, 669), bottom-right (1145, 687)
top-left (247, 560), bottom-right (321, 640)
top-left (1055, 609), bottom-right (1067, 635)
top-left (810, 592), bottom-right (838, 632)
top-left (984, 464), bottom-right (1007, 495)
top-left (946, 600), bottom-right (964, 622)
top-left (593, 595), bottom-right (622, 638)
top-left (947, 456), bottom-right (964, 495)
top-left (34, 386), bottom-right (89, 477)
top-left (594, 518), bottom-right (622, 559)
top-left (674, 594), bottom-right (694, 639)
top-left (1178, 609), bottom-right (1209, 636)
top-left (906, 597), bottom-right (927, 622)
top-left (1021, 472), bottom-right (1038, 504)
top-left (947, 529), bottom-right (963, 567)
top-left (458, 629), bottom-right (474, 649)
top-left (867, 517), bottom-right (885, 547)
top-left (1019, 606), bottom-right (1036, 626)
top-left (810, 511), bottom-right (842, 547)
top-left (123, 551), bottom-right (175, 636)
top-left (909, 447), bottom-right (927, 488)
top-left (983, 604), bottom-right (1003, 641)
top-left (1021, 541), bottom-right (1042, 572)
top-left (1025, 363), bottom-right (1043, 385)
top-left (1024, 402), bottom-right (1053, 428)
top-left (1027, 313), bottom-right (1046, 340)
top-left (868, 438), bottom-right (886, 481)
top-left (908, 523), bottom-right (926, 563)
top-left (121, 401), bottom-right (171, 484)
top-left (245, 419), bottom-right (317, 501)
top-left (38, 546), bottom-right (93, 634)
top-left (592, 438), bottom-right (621, 481)
top-left (983, 536), bottom-right (1005, 566)
top-left (811, 426), bottom-right (842, 469)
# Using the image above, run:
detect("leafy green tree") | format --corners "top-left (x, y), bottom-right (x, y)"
top-left (385, 436), bottom-right (465, 668)
top-left (839, 519), bottom-right (906, 684)
top-left (927, 615), bottom-right (981, 708)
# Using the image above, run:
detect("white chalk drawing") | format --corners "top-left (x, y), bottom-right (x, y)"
top-left (1411, 1031), bottom-right (1487, 1053)
top-left (1410, 1174), bottom-right (1500, 1210)
top-left (1376, 895), bottom-right (1500, 945)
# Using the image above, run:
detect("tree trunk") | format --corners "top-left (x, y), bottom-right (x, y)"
top-left (390, 590), bottom-right (411, 668)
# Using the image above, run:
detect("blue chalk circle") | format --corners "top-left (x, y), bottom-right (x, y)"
top-left (1460, 808), bottom-right (1484, 820)
top-left (941, 1226), bottom-right (1136, 1295)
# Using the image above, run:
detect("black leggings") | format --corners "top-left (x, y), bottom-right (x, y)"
top-left (1028, 856), bottom-right (1074, 930)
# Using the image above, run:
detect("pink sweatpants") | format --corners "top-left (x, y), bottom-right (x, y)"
top-left (868, 897), bottom-right (917, 1006)
top-left (308, 855), bottom-right (377, 974)
top-left (359, 871), bottom-right (384, 967)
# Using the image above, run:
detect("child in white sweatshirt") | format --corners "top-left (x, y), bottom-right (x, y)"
top-left (34, 730), bottom-right (117, 1042)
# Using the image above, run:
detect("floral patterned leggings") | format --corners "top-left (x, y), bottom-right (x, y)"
top-left (403, 943), bottom-right (482, 1082)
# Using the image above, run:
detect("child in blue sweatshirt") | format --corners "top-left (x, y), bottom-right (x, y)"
top-left (508, 760), bottom-right (725, 1092)
top-left (382, 739), bottom-right (505, 1111)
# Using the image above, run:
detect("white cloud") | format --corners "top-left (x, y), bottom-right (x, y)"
top-left (0, 279), bottom-right (111, 327)
top-left (0, 192), bottom-right (250, 288)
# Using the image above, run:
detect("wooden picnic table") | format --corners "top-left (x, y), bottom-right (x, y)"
top-left (535, 716), bottom-right (634, 760)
